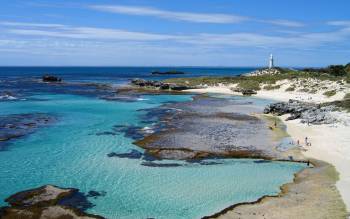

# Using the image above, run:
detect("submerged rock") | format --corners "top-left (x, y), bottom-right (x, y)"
top-left (0, 185), bottom-right (104, 218)
top-left (107, 149), bottom-right (143, 159)
top-left (0, 113), bottom-right (56, 150)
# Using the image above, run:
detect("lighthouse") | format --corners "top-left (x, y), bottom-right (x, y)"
top-left (269, 54), bottom-right (274, 69)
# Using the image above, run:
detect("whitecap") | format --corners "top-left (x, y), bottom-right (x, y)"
top-left (0, 95), bottom-right (17, 100)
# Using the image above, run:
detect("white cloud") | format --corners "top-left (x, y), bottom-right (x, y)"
top-left (89, 4), bottom-right (305, 28)
top-left (1, 21), bottom-right (350, 52)
top-left (327, 20), bottom-right (350, 26)
top-left (0, 21), bottom-right (66, 28)
top-left (262, 19), bottom-right (304, 27)
top-left (89, 5), bottom-right (248, 24)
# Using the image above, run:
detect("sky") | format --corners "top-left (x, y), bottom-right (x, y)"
top-left (0, 0), bottom-right (349, 67)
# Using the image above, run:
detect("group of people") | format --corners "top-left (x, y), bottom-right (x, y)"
top-left (297, 137), bottom-right (312, 147)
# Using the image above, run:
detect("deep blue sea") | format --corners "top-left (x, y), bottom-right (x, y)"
top-left (0, 67), bottom-right (306, 219)
top-left (0, 66), bottom-right (256, 83)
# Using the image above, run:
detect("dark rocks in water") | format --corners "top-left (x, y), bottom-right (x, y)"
top-left (141, 161), bottom-right (183, 167)
top-left (58, 191), bottom-right (95, 211)
top-left (0, 113), bottom-right (55, 150)
top-left (151, 71), bottom-right (185, 75)
top-left (42, 75), bottom-right (62, 82)
top-left (0, 185), bottom-right (104, 218)
top-left (108, 149), bottom-right (158, 161)
top-left (186, 159), bottom-right (222, 165)
top-left (113, 125), bottom-right (153, 140)
top-left (107, 149), bottom-right (143, 159)
top-left (86, 190), bottom-right (106, 198)
top-left (101, 95), bottom-right (140, 102)
top-left (264, 99), bottom-right (337, 124)
top-left (96, 131), bottom-right (117, 136)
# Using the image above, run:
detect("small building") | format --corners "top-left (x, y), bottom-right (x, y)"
top-left (269, 54), bottom-right (274, 69)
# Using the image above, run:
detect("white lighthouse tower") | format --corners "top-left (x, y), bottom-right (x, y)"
top-left (269, 54), bottom-right (274, 69)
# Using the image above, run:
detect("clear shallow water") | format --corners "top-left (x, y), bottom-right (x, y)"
top-left (0, 93), bottom-right (306, 219)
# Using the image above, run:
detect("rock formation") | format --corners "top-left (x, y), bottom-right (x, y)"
top-left (42, 75), bottom-right (62, 82)
top-left (0, 185), bottom-right (104, 219)
top-left (264, 100), bottom-right (337, 124)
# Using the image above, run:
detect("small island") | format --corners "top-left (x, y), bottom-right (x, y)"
top-left (151, 70), bottom-right (185, 75)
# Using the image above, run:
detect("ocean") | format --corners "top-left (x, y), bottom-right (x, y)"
top-left (0, 66), bottom-right (256, 83)
top-left (0, 67), bottom-right (305, 219)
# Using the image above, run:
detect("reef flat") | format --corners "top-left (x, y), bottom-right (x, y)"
top-left (135, 95), bottom-right (304, 161)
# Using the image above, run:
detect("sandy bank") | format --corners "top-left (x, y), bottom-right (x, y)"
top-left (184, 78), bottom-right (349, 103)
top-left (283, 116), bottom-right (350, 212)
top-left (205, 159), bottom-right (348, 219)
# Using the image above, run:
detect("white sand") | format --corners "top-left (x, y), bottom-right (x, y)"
top-left (185, 79), bottom-right (349, 103)
top-left (185, 82), bottom-right (350, 212)
top-left (283, 117), bottom-right (350, 211)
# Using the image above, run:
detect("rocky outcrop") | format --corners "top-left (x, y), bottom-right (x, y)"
top-left (0, 185), bottom-right (104, 219)
top-left (42, 75), bottom-right (62, 82)
top-left (131, 79), bottom-right (195, 91)
top-left (264, 100), bottom-right (337, 124)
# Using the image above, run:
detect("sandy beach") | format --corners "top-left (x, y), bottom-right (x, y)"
top-left (185, 85), bottom-right (350, 213)
top-left (284, 117), bottom-right (350, 211)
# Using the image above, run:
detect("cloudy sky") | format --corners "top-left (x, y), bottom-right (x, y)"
top-left (0, 0), bottom-right (349, 67)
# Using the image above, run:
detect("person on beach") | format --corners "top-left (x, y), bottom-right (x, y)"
top-left (305, 137), bottom-right (308, 145)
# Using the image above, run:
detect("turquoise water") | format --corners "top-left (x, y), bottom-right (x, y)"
top-left (0, 93), bottom-right (305, 219)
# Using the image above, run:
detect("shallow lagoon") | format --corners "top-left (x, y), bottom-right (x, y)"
top-left (0, 93), bottom-right (305, 219)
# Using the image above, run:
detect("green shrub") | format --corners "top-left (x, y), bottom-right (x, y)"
top-left (327, 65), bottom-right (347, 77)
top-left (298, 88), bottom-right (310, 92)
top-left (345, 63), bottom-right (350, 74)
top-left (238, 80), bottom-right (261, 91)
top-left (263, 84), bottom-right (281, 90)
top-left (344, 93), bottom-right (350, 99)
top-left (323, 90), bottom-right (337, 97)
top-left (285, 86), bottom-right (295, 92)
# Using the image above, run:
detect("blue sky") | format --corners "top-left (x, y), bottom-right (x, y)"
top-left (0, 0), bottom-right (349, 67)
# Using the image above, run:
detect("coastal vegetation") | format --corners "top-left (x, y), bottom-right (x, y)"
top-left (323, 90), bottom-right (337, 97)
top-left (164, 66), bottom-right (349, 89)
top-left (330, 93), bottom-right (350, 112)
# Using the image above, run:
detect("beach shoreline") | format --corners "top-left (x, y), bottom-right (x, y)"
top-left (184, 85), bottom-right (350, 216)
